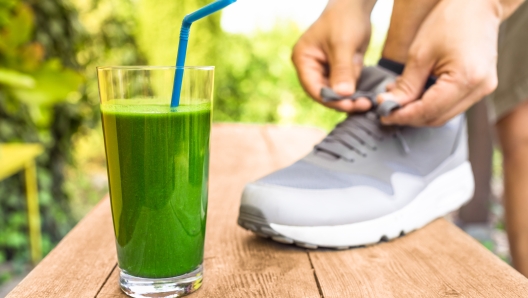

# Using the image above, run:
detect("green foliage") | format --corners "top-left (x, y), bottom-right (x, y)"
top-left (0, 1), bottom-right (84, 272)
top-left (0, 0), bottom-right (131, 285)
top-left (135, 0), bottom-right (347, 130)
top-left (213, 24), bottom-right (347, 130)
top-left (136, 0), bottom-right (222, 67)
top-left (12, 59), bottom-right (83, 106)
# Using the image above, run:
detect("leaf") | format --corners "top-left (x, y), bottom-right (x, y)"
top-left (0, 68), bottom-right (35, 88)
top-left (4, 230), bottom-right (26, 248)
top-left (19, 42), bottom-right (45, 71)
top-left (0, 0), bottom-right (17, 27)
top-left (12, 59), bottom-right (84, 106)
top-left (0, 3), bottom-right (34, 49)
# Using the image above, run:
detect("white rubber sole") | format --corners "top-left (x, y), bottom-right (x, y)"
top-left (266, 161), bottom-right (474, 248)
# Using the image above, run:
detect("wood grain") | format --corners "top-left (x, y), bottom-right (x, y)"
top-left (310, 219), bottom-right (528, 298)
top-left (8, 124), bottom-right (528, 298)
top-left (95, 124), bottom-right (325, 298)
top-left (96, 267), bottom-right (121, 298)
top-left (6, 197), bottom-right (117, 298)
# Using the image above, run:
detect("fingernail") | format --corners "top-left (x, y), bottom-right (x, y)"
top-left (333, 83), bottom-right (354, 95)
top-left (377, 92), bottom-right (394, 104)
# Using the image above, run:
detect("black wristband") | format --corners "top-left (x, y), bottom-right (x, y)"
top-left (378, 58), bottom-right (437, 90)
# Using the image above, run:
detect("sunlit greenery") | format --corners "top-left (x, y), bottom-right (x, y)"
top-left (0, 0), bottom-right (142, 283)
top-left (0, 0), bottom-right (85, 270)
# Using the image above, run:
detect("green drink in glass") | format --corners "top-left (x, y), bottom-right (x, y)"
top-left (97, 66), bottom-right (213, 297)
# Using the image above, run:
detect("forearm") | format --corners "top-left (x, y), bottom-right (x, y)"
top-left (382, 0), bottom-right (440, 64)
top-left (325, 0), bottom-right (377, 16)
top-left (381, 0), bottom-right (524, 64)
top-left (378, 0), bottom-right (502, 127)
top-left (323, 0), bottom-right (377, 17)
top-left (500, 0), bottom-right (526, 19)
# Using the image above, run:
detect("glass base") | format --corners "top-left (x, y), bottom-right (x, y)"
top-left (119, 264), bottom-right (203, 298)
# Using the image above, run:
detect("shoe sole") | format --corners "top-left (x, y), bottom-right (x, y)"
top-left (237, 161), bottom-right (474, 249)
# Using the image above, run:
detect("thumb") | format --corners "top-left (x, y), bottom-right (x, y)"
top-left (377, 55), bottom-right (434, 106)
top-left (329, 48), bottom-right (362, 96)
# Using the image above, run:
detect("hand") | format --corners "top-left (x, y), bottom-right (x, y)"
top-left (378, 0), bottom-right (502, 126)
top-left (292, 0), bottom-right (376, 112)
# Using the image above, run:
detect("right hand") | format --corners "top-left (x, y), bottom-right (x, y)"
top-left (377, 0), bottom-right (502, 127)
top-left (292, 0), bottom-right (376, 112)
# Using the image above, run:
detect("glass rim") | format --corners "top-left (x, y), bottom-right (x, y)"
top-left (96, 65), bottom-right (215, 71)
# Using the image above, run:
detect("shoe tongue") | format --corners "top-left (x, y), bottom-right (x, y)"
top-left (341, 111), bottom-right (380, 129)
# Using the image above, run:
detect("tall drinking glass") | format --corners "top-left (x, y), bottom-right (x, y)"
top-left (97, 66), bottom-right (214, 298)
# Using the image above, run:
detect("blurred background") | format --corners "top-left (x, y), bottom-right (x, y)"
top-left (0, 0), bottom-right (507, 294)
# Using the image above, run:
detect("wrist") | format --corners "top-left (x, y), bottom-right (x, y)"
top-left (382, 0), bottom-right (440, 63)
top-left (325, 0), bottom-right (377, 14)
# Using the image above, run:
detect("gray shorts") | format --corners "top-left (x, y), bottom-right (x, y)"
top-left (488, 0), bottom-right (528, 122)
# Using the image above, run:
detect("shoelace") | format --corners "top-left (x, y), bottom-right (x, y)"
top-left (316, 64), bottom-right (416, 161)
top-left (320, 87), bottom-right (401, 117)
top-left (315, 112), bottom-right (410, 162)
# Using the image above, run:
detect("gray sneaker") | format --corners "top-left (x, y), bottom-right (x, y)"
top-left (237, 65), bottom-right (474, 249)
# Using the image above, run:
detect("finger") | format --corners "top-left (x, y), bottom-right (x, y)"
top-left (377, 52), bottom-right (434, 107)
top-left (321, 97), bottom-right (372, 113)
top-left (352, 97), bottom-right (373, 111)
top-left (381, 73), bottom-right (471, 126)
top-left (380, 101), bottom-right (427, 127)
top-left (426, 102), bottom-right (473, 127)
top-left (292, 45), bottom-right (328, 101)
top-left (425, 86), bottom-right (486, 126)
top-left (293, 55), bottom-right (357, 112)
top-left (385, 82), bottom-right (396, 92)
top-left (328, 46), bottom-right (361, 96)
top-left (428, 73), bottom-right (498, 125)
top-left (323, 100), bottom-right (356, 112)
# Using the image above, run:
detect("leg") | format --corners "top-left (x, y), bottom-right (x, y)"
top-left (459, 100), bottom-right (492, 224)
top-left (496, 101), bottom-right (528, 276)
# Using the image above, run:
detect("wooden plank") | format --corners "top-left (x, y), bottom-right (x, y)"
top-left (96, 267), bottom-right (120, 298)
top-left (259, 125), bottom-right (327, 167)
top-left (309, 219), bottom-right (528, 298)
top-left (95, 124), bottom-right (325, 297)
top-left (11, 124), bottom-right (527, 298)
top-left (6, 197), bottom-right (117, 298)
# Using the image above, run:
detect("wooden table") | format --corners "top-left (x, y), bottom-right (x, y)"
top-left (7, 124), bottom-right (528, 297)
top-left (0, 143), bottom-right (44, 264)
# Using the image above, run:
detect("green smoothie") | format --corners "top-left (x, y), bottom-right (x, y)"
top-left (101, 100), bottom-right (211, 279)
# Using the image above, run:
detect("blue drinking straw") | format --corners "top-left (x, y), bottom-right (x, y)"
top-left (171, 0), bottom-right (236, 108)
